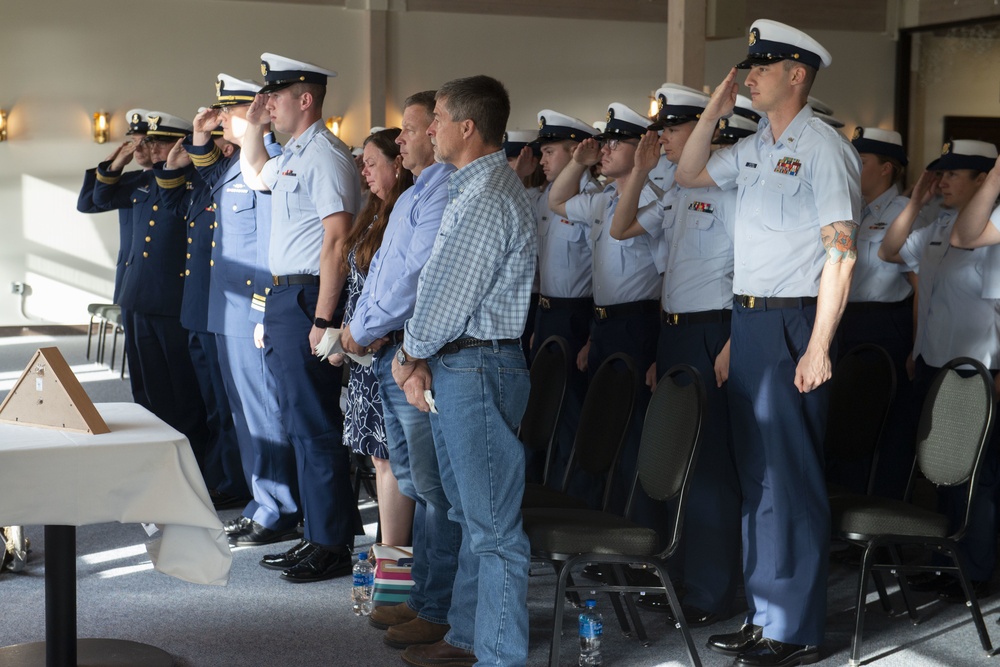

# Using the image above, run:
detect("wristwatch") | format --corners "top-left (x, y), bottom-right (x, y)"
top-left (314, 317), bottom-right (332, 329)
top-left (395, 347), bottom-right (410, 366)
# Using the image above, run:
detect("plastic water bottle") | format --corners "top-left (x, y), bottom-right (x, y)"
top-left (578, 599), bottom-right (603, 665)
top-left (352, 552), bottom-right (374, 616)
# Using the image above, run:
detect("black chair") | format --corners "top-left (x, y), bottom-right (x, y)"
top-left (522, 364), bottom-right (706, 667)
top-left (830, 357), bottom-right (996, 666)
top-left (518, 335), bottom-right (570, 486)
top-left (825, 344), bottom-right (897, 497)
top-left (521, 352), bottom-right (636, 511)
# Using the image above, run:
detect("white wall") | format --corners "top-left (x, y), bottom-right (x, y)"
top-left (1, 2), bottom-right (898, 326)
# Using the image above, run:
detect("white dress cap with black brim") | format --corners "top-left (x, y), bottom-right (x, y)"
top-left (716, 113), bottom-right (759, 145)
top-left (259, 53), bottom-right (337, 94)
top-left (927, 139), bottom-right (998, 172)
top-left (503, 129), bottom-right (541, 158)
top-left (536, 110), bottom-right (594, 144)
top-left (814, 111), bottom-right (845, 129)
top-left (851, 127), bottom-right (908, 166)
top-left (736, 19), bottom-right (832, 70)
top-left (125, 108), bottom-right (151, 135)
top-left (213, 74), bottom-right (262, 108)
top-left (598, 103), bottom-right (649, 141)
top-left (145, 112), bottom-right (193, 140)
top-left (649, 85), bottom-right (710, 130)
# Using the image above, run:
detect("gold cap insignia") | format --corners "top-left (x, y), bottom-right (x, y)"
top-left (606, 109), bottom-right (613, 123)
top-left (538, 117), bottom-right (545, 130)
top-left (719, 118), bottom-right (728, 129)
top-left (657, 95), bottom-right (666, 112)
top-left (261, 62), bottom-right (268, 77)
top-left (148, 115), bottom-right (161, 131)
top-left (852, 127), bottom-right (863, 141)
top-left (942, 142), bottom-right (951, 155)
top-left (749, 28), bottom-right (758, 46)
top-left (130, 112), bottom-right (141, 124)
top-left (216, 80), bottom-right (223, 97)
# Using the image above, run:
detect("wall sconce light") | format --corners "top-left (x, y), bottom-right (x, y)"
top-left (0, 109), bottom-right (7, 142)
top-left (326, 116), bottom-right (343, 137)
top-left (92, 111), bottom-right (110, 144)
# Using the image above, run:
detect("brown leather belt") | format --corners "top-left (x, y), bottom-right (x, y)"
top-left (439, 337), bottom-right (520, 355)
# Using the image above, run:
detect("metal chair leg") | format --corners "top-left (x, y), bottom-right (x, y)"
top-left (549, 558), bottom-right (576, 667)
top-left (654, 563), bottom-right (701, 667)
top-left (946, 545), bottom-right (994, 653)
top-left (850, 543), bottom-right (878, 667)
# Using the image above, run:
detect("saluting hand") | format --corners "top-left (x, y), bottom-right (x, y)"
top-left (633, 131), bottom-right (661, 174)
top-left (573, 138), bottom-right (602, 167)
top-left (910, 169), bottom-right (941, 208)
top-left (192, 108), bottom-right (221, 135)
top-left (109, 140), bottom-right (137, 171)
top-left (704, 68), bottom-right (739, 122)
top-left (165, 138), bottom-right (191, 170)
top-left (246, 93), bottom-right (271, 127)
top-left (511, 145), bottom-right (537, 180)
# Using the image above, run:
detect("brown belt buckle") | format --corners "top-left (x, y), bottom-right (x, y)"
top-left (664, 312), bottom-right (679, 326)
top-left (594, 306), bottom-right (608, 320)
top-left (538, 296), bottom-right (551, 310)
top-left (740, 295), bottom-right (755, 309)
top-left (272, 275), bottom-right (280, 286)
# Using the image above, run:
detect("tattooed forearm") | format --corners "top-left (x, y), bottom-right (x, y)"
top-left (821, 220), bottom-right (859, 265)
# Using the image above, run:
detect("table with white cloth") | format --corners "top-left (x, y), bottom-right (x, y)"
top-left (0, 402), bottom-right (231, 666)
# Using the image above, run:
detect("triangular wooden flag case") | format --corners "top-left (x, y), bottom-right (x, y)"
top-left (0, 347), bottom-right (109, 434)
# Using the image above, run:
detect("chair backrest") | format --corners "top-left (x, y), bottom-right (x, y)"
top-left (519, 336), bottom-right (570, 483)
top-left (626, 364), bottom-right (705, 557)
top-left (824, 344), bottom-right (897, 494)
top-left (560, 352), bottom-right (636, 498)
top-left (910, 357), bottom-right (996, 539)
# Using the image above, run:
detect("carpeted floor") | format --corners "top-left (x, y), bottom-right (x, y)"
top-left (0, 333), bottom-right (998, 666)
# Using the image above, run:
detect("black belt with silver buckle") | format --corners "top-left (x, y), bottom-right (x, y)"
top-left (734, 295), bottom-right (818, 310)
top-left (661, 309), bottom-right (733, 326)
top-left (386, 329), bottom-right (405, 346)
top-left (593, 300), bottom-right (659, 321)
top-left (272, 274), bottom-right (320, 287)
top-left (439, 337), bottom-right (520, 355)
top-left (538, 295), bottom-right (592, 311)
top-left (845, 297), bottom-right (911, 314)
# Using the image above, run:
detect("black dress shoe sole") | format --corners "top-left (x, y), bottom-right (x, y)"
top-left (736, 646), bottom-right (820, 667)
top-left (280, 562), bottom-right (352, 583)
top-left (229, 528), bottom-right (301, 547)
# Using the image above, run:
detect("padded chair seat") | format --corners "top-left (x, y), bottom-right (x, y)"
top-left (521, 483), bottom-right (588, 510)
top-left (522, 507), bottom-right (660, 557)
top-left (831, 494), bottom-right (949, 539)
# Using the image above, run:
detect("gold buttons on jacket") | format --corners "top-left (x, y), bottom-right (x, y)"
top-left (143, 251), bottom-right (149, 258)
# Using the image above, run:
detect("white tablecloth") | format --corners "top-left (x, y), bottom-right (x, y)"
top-left (0, 402), bottom-right (231, 585)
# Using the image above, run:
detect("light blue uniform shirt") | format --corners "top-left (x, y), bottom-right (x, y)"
top-left (349, 162), bottom-right (455, 347)
top-left (982, 206), bottom-right (1000, 298)
top-left (642, 185), bottom-right (736, 313)
top-left (707, 106), bottom-right (862, 297)
top-left (648, 153), bottom-right (676, 197)
top-left (902, 210), bottom-right (1000, 369)
top-left (565, 181), bottom-right (662, 306)
top-left (850, 185), bottom-right (914, 303)
top-left (404, 150), bottom-right (537, 359)
top-left (536, 172), bottom-right (600, 299)
top-left (262, 120), bottom-right (361, 275)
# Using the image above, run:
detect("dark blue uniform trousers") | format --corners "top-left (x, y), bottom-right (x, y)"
top-left (188, 329), bottom-right (246, 499)
top-left (728, 302), bottom-right (830, 646)
top-left (656, 317), bottom-right (741, 615)
top-left (264, 284), bottom-right (358, 548)
top-left (121, 308), bottom-right (149, 409)
top-left (217, 333), bottom-right (300, 530)
top-left (528, 300), bottom-right (591, 488)
top-left (130, 312), bottom-right (210, 466)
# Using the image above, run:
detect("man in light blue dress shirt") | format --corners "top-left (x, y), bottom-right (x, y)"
top-left (677, 20), bottom-right (862, 665)
top-left (339, 92), bottom-right (463, 654)
top-left (391, 75), bottom-right (536, 667)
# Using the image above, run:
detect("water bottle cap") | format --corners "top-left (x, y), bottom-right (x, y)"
top-left (358, 553), bottom-right (367, 561)
top-left (585, 599), bottom-right (596, 608)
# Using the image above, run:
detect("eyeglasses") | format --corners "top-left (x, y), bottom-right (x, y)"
top-left (601, 138), bottom-right (639, 151)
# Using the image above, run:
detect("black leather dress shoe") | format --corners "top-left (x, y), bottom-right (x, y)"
top-left (938, 578), bottom-right (991, 603)
top-left (665, 605), bottom-right (719, 628)
top-left (223, 516), bottom-right (252, 536)
top-left (260, 540), bottom-right (317, 570)
top-left (228, 521), bottom-right (300, 547)
top-left (736, 638), bottom-right (820, 666)
top-left (280, 545), bottom-right (353, 583)
top-left (707, 623), bottom-right (763, 656)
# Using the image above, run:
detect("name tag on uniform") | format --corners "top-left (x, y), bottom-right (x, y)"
top-left (929, 241), bottom-right (942, 246)
top-left (774, 157), bottom-right (801, 176)
top-left (688, 201), bottom-right (714, 213)
top-left (745, 162), bottom-right (758, 168)
top-left (663, 204), bottom-right (673, 211)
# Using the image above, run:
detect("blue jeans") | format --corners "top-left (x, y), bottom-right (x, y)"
top-left (428, 343), bottom-right (531, 666)
top-left (374, 345), bottom-right (461, 628)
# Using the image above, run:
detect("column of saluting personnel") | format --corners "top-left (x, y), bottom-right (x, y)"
top-left (74, 17), bottom-right (1000, 667)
